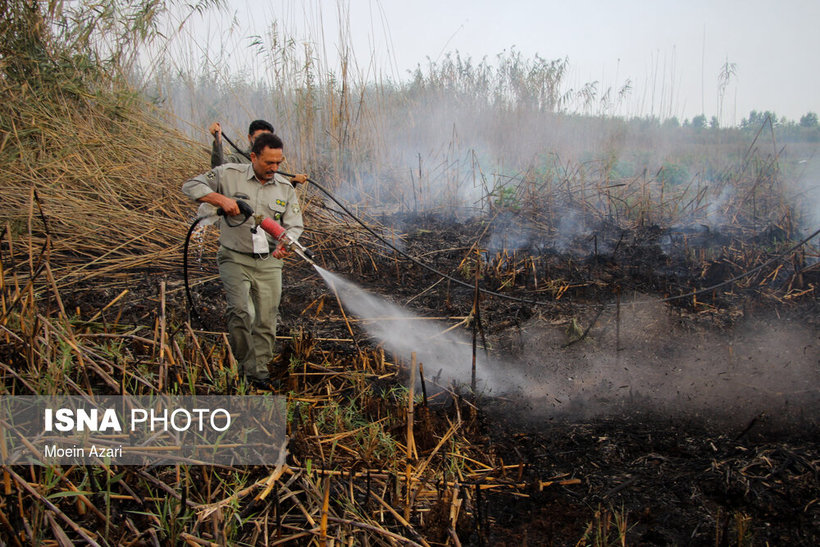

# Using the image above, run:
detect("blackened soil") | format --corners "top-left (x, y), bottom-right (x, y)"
top-left (469, 407), bottom-right (818, 546)
top-left (300, 211), bottom-right (819, 546)
top-left (61, 210), bottom-right (819, 545)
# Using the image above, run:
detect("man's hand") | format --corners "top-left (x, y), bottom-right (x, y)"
top-left (209, 122), bottom-right (222, 143)
top-left (199, 193), bottom-right (238, 216)
top-left (272, 241), bottom-right (291, 259)
top-left (218, 196), bottom-right (240, 216)
top-left (291, 173), bottom-right (308, 184)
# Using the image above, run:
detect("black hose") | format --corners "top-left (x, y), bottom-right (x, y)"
top-left (221, 132), bottom-right (251, 162)
top-left (183, 202), bottom-right (254, 322)
top-left (183, 215), bottom-right (210, 324)
top-left (275, 170), bottom-right (534, 303)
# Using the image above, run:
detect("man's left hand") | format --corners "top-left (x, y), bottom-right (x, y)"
top-left (272, 242), bottom-right (290, 259)
top-left (291, 173), bottom-right (308, 184)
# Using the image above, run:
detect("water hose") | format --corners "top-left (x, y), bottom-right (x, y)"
top-left (183, 200), bottom-right (254, 323)
top-left (220, 132), bottom-right (251, 162)
top-left (183, 214), bottom-right (211, 323)
top-left (275, 170), bottom-right (524, 300)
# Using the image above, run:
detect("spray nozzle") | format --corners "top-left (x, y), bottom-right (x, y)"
top-left (259, 217), bottom-right (315, 264)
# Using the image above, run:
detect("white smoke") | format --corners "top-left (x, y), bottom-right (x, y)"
top-left (702, 185), bottom-right (734, 228)
top-left (553, 209), bottom-right (589, 252)
top-left (793, 156), bottom-right (820, 231)
top-left (310, 269), bottom-right (819, 426)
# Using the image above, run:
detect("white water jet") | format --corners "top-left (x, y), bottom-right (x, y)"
top-left (313, 266), bottom-right (521, 394)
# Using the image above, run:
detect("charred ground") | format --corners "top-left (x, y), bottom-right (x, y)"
top-left (174, 208), bottom-right (819, 545)
top-left (2, 199), bottom-right (817, 545)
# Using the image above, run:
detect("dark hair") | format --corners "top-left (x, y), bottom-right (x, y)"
top-left (251, 132), bottom-right (284, 155)
top-left (248, 119), bottom-right (274, 135)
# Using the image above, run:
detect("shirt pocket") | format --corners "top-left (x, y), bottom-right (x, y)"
top-left (268, 199), bottom-right (287, 222)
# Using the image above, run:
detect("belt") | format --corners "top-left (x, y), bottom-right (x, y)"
top-left (223, 246), bottom-right (270, 259)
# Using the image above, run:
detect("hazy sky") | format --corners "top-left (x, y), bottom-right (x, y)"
top-left (188, 0), bottom-right (819, 124)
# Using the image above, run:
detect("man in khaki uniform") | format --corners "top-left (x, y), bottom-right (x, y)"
top-left (183, 133), bottom-right (305, 388)
top-left (209, 119), bottom-right (274, 168)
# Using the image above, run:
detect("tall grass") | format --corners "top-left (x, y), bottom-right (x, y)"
top-left (0, 0), bottom-right (227, 290)
top-left (0, 3), bottom-right (815, 545)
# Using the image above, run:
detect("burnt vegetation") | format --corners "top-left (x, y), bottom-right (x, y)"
top-left (0, 1), bottom-right (818, 545)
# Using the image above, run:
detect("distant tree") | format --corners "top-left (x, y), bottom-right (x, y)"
top-left (799, 112), bottom-right (818, 128)
top-left (662, 116), bottom-right (680, 129)
top-left (767, 112), bottom-right (780, 126)
top-left (741, 110), bottom-right (779, 130)
top-left (709, 116), bottom-right (719, 129)
top-left (692, 114), bottom-right (707, 129)
top-left (742, 110), bottom-right (761, 128)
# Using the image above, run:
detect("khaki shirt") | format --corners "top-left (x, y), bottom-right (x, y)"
top-left (182, 163), bottom-right (304, 254)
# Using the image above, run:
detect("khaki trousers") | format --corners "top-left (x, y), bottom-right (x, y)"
top-left (217, 246), bottom-right (283, 381)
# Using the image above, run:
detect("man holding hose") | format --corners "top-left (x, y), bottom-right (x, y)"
top-left (209, 119), bottom-right (273, 168)
top-left (182, 132), bottom-right (306, 389)
top-left (209, 119), bottom-right (306, 184)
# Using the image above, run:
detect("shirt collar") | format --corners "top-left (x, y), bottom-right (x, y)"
top-left (244, 163), bottom-right (283, 186)
top-left (244, 163), bottom-right (264, 184)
